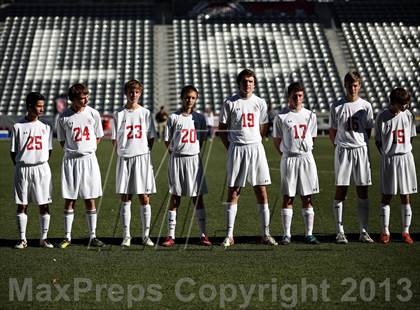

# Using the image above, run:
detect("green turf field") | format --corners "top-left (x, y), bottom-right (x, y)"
top-left (0, 137), bottom-right (419, 309)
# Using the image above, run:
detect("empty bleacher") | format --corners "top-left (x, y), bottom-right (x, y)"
top-left (0, 3), bottom-right (154, 116)
top-left (334, 0), bottom-right (420, 114)
top-left (172, 18), bottom-right (343, 114)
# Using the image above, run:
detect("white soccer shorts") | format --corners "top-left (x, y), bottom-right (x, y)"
top-left (168, 154), bottom-right (208, 197)
top-left (116, 153), bottom-right (156, 195)
top-left (62, 154), bottom-right (102, 199)
top-left (227, 143), bottom-right (271, 187)
top-left (281, 153), bottom-right (319, 197)
top-left (381, 152), bottom-right (417, 195)
top-left (14, 162), bottom-right (52, 205)
top-left (334, 146), bottom-right (372, 186)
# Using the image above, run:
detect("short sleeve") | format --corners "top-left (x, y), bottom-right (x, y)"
top-left (374, 113), bottom-right (382, 142)
top-left (48, 124), bottom-right (53, 150)
top-left (163, 116), bottom-right (172, 142)
top-left (366, 104), bottom-right (374, 129)
top-left (409, 112), bottom-right (416, 138)
top-left (10, 125), bottom-right (17, 152)
top-left (56, 116), bottom-right (65, 142)
top-left (329, 103), bottom-right (337, 129)
top-left (94, 111), bottom-right (104, 138)
top-left (311, 112), bottom-right (318, 138)
top-left (259, 100), bottom-right (269, 124)
top-left (219, 99), bottom-right (231, 125)
top-left (147, 111), bottom-right (157, 139)
top-left (272, 115), bottom-right (282, 138)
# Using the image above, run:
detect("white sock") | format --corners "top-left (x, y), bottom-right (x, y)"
top-left (195, 208), bottom-right (206, 237)
top-left (39, 213), bottom-right (50, 240)
top-left (379, 204), bottom-right (390, 235)
top-left (358, 198), bottom-right (369, 234)
top-left (401, 204), bottom-right (412, 234)
top-left (86, 209), bottom-right (97, 239)
top-left (168, 210), bottom-right (177, 239)
top-left (64, 210), bottom-right (74, 241)
top-left (302, 207), bottom-right (315, 237)
top-left (120, 201), bottom-right (132, 239)
top-left (141, 204), bottom-right (151, 239)
top-left (17, 213), bottom-right (28, 241)
top-left (226, 203), bottom-right (237, 238)
top-left (257, 203), bottom-right (270, 236)
top-left (281, 208), bottom-right (293, 238)
top-left (333, 200), bottom-right (344, 234)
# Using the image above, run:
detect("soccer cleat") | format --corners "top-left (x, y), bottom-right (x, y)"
top-left (143, 237), bottom-right (154, 247)
top-left (261, 235), bottom-right (278, 246)
top-left (305, 235), bottom-right (320, 244)
top-left (335, 232), bottom-right (348, 244)
top-left (200, 235), bottom-right (212, 246)
top-left (59, 239), bottom-right (71, 249)
top-left (222, 236), bottom-right (234, 248)
top-left (379, 233), bottom-right (390, 244)
top-left (279, 235), bottom-right (291, 245)
top-left (359, 232), bottom-right (374, 243)
top-left (40, 239), bottom-right (54, 248)
top-left (402, 232), bottom-right (413, 244)
top-left (14, 240), bottom-right (28, 249)
top-left (162, 236), bottom-right (175, 247)
top-left (89, 238), bottom-right (105, 248)
top-left (121, 237), bottom-right (132, 247)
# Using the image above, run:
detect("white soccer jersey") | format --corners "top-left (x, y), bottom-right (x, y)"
top-left (164, 111), bottom-right (206, 155)
top-left (375, 109), bottom-right (416, 156)
top-left (219, 94), bottom-right (268, 145)
top-left (56, 106), bottom-right (104, 158)
top-left (273, 107), bottom-right (317, 155)
top-left (10, 118), bottom-right (53, 165)
top-left (112, 106), bottom-right (156, 158)
top-left (329, 97), bottom-right (374, 148)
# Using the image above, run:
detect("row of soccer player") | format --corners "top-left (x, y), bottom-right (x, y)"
top-left (10, 69), bottom-right (416, 249)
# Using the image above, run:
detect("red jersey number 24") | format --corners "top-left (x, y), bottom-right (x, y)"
top-left (73, 127), bottom-right (91, 142)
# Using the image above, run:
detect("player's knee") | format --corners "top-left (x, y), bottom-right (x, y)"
top-left (400, 194), bottom-right (410, 205)
top-left (39, 204), bottom-right (50, 214)
top-left (139, 194), bottom-right (150, 205)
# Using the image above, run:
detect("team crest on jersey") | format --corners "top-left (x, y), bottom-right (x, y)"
top-left (87, 119), bottom-right (93, 125)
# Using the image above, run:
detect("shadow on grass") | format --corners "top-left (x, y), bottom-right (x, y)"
top-left (1, 233), bottom-right (418, 249)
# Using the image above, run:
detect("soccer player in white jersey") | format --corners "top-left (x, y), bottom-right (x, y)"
top-left (273, 82), bottom-right (320, 245)
top-left (375, 88), bottom-right (417, 244)
top-left (329, 71), bottom-right (374, 244)
top-left (219, 69), bottom-right (277, 247)
top-left (10, 92), bottom-right (53, 249)
top-left (112, 80), bottom-right (156, 247)
top-left (56, 83), bottom-right (105, 248)
top-left (162, 85), bottom-right (212, 247)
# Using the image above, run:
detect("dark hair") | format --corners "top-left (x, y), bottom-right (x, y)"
top-left (390, 87), bottom-right (410, 106)
top-left (68, 83), bottom-right (89, 101)
top-left (236, 68), bottom-right (257, 86)
top-left (344, 71), bottom-right (362, 85)
top-left (180, 85), bottom-right (198, 99)
top-left (287, 82), bottom-right (305, 97)
top-left (124, 80), bottom-right (143, 93)
top-left (26, 92), bottom-right (45, 111)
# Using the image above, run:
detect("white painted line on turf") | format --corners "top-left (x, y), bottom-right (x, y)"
top-left (184, 138), bottom-right (215, 249)
top-left (96, 143), bottom-right (116, 217)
